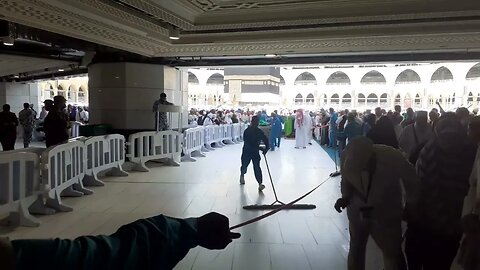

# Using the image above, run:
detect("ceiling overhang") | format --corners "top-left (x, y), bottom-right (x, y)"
top-left (1, 0), bottom-right (480, 58)
top-left (0, 54), bottom-right (77, 77)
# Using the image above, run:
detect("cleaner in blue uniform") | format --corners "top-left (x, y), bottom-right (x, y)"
top-left (240, 115), bottom-right (269, 191)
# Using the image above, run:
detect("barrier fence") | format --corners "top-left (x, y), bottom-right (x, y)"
top-left (127, 130), bottom-right (182, 172)
top-left (41, 140), bottom-right (91, 212)
top-left (0, 152), bottom-right (43, 227)
top-left (182, 126), bottom-right (207, 162)
top-left (0, 124), bottom-right (246, 227)
top-left (83, 134), bottom-right (128, 186)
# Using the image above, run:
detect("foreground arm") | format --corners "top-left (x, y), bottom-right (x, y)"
top-left (9, 212), bottom-right (239, 270)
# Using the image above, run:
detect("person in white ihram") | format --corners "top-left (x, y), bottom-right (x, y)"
top-left (334, 137), bottom-right (420, 270)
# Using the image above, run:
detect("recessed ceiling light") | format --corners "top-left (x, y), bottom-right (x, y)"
top-left (58, 69), bottom-right (64, 72)
top-left (265, 54), bottom-right (278, 58)
top-left (169, 28), bottom-right (180, 40)
top-left (2, 36), bottom-right (14, 46)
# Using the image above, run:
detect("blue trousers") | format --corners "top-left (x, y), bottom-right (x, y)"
top-left (329, 130), bottom-right (337, 147)
top-left (240, 152), bottom-right (262, 184)
top-left (270, 135), bottom-right (281, 150)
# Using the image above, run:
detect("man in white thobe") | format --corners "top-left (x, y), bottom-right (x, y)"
top-left (295, 109), bottom-right (307, 149)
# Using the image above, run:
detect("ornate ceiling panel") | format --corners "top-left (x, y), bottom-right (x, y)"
top-left (1, 0), bottom-right (480, 58)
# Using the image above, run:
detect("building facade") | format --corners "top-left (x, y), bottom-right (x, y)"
top-left (188, 62), bottom-right (480, 111)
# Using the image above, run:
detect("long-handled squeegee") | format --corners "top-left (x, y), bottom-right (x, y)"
top-left (243, 153), bottom-right (316, 210)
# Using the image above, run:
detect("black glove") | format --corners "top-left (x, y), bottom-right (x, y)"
top-left (197, 212), bottom-right (241, 250)
top-left (334, 198), bottom-right (349, 213)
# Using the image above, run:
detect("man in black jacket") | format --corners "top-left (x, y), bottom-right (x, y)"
top-left (43, 96), bottom-right (70, 147)
top-left (240, 115), bottom-right (269, 191)
top-left (0, 104), bottom-right (18, 151)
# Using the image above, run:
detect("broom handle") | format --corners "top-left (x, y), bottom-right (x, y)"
top-left (263, 153), bottom-right (280, 202)
top-left (230, 176), bottom-right (331, 230)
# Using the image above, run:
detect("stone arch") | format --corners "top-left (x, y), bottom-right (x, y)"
top-left (326, 71), bottom-right (351, 85)
top-left (367, 93), bottom-right (378, 106)
top-left (395, 69), bottom-right (421, 84)
top-left (57, 85), bottom-right (66, 98)
top-left (294, 72), bottom-right (317, 85)
top-left (394, 94), bottom-right (401, 105)
top-left (331, 93), bottom-right (340, 105)
top-left (306, 93), bottom-right (314, 104)
top-left (361, 71), bottom-right (386, 84)
top-left (78, 86), bottom-right (87, 103)
top-left (206, 73), bottom-right (224, 85)
top-left (322, 94), bottom-right (328, 104)
top-left (295, 93), bottom-right (303, 105)
top-left (342, 93), bottom-right (352, 104)
top-left (431, 66), bottom-right (453, 82)
top-left (467, 91), bottom-right (475, 104)
top-left (68, 85), bottom-right (78, 102)
top-left (466, 63), bottom-right (480, 80)
top-left (188, 72), bottom-right (200, 84)
top-left (357, 93), bottom-right (367, 106)
top-left (404, 93), bottom-right (413, 108)
top-left (380, 93), bottom-right (389, 106)
top-left (44, 83), bottom-right (55, 99)
top-left (414, 93), bottom-right (422, 107)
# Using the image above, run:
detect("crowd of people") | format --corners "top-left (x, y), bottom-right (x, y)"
top-left (190, 104), bottom-right (480, 270)
top-left (313, 104), bottom-right (479, 270)
top-left (0, 97), bottom-right (89, 151)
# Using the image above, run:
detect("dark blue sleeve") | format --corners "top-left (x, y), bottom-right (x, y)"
top-left (12, 215), bottom-right (198, 270)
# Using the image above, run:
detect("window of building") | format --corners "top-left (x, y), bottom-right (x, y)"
top-left (415, 94), bottom-right (421, 106)
top-left (380, 93), bottom-right (388, 106)
top-left (357, 93), bottom-right (366, 106)
top-left (295, 93), bottom-right (303, 105)
top-left (331, 94), bottom-right (340, 105)
top-left (367, 93), bottom-right (378, 106)
top-left (294, 72), bottom-right (317, 85)
top-left (342, 93), bottom-right (352, 104)
top-left (306, 93), bottom-right (314, 104)
top-left (394, 94), bottom-right (401, 105)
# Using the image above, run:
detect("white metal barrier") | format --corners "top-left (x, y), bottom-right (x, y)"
top-left (231, 123), bottom-right (242, 143)
top-left (221, 124), bottom-right (235, 144)
top-left (182, 126), bottom-right (207, 162)
top-left (39, 141), bottom-right (92, 212)
top-left (212, 125), bottom-right (226, 148)
top-left (127, 130), bottom-right (182, 172)
top-left (83, 134), bottom-right (128, 186)
top-left (0, 152), bottom-right (44, 227)
top-left (203, 125), bottom-right (216, 151)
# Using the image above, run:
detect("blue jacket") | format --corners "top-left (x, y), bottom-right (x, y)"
top-left (329, 112), bottom-right (338, 131)
top-left (271, 117), bottom-right (283, 138)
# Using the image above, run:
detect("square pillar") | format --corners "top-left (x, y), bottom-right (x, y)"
top-left (88, 62), bottom-right (187, 130)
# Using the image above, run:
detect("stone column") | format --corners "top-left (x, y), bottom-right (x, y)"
top-left (88, 62), bottom-right (187, 131)
top-left (0, 82), bottom-right (42, 113)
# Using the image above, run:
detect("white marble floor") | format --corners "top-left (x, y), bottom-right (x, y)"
top-left (1, 139), bottom-right (389, 270)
